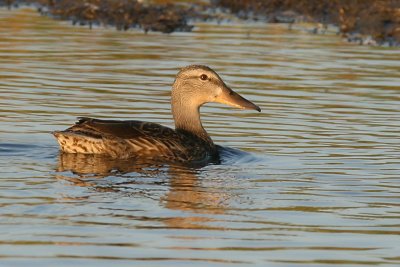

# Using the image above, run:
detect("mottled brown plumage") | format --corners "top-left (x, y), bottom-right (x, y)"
top-left (53, 65), bottom-right (260, 164)
top-left (53, 117), bottom-right (216, 164)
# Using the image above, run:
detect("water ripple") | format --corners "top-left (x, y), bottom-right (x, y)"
top-left (1, 7), bottom-right (400, 267)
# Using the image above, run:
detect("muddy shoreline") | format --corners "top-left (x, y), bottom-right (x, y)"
top-left (1, 0), bottom-right (399, 46)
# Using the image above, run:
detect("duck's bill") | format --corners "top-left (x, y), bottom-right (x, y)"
top-left (216, 86), bottom-right (261, 112)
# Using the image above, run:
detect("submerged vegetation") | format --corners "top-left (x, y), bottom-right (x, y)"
top-left (1, 0), bottom-right (400, 46)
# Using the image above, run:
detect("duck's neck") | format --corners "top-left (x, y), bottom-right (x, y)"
top-left (171, 94), bottom-right (212, 143)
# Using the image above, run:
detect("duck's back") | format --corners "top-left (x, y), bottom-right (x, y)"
top-left (53, 117), bottom-right (217, 163)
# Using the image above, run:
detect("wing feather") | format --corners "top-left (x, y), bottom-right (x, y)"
top-left (56, 117), bottom-right (189, 159)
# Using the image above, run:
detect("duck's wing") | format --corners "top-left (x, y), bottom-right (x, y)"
top-left (70, 117), bottom-right (178, 140)
top-left (53, 117), bottom-right (188, 159)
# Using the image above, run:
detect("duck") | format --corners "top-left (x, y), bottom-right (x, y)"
top-left (53, 65), bottom-right (261, 165)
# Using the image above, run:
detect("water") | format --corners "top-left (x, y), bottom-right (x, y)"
top-left (1, 8), bottom-right (400, 267)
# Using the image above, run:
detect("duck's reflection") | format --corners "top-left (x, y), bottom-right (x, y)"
top-left (56, 152), bottom-right (228, 229)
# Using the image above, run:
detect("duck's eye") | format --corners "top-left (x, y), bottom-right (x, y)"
top-left (200, 74), bottom-right (208, 81)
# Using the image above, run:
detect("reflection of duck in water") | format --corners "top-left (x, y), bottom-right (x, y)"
top-left (53, 65), bottom-right (260, 165)
top-left (57, 153), bottom-right (229, 228)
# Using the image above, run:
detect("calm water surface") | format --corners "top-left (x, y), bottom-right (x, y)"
top-left (1, 8), bottom-right (400, 267)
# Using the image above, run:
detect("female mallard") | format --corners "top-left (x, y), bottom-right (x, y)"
top-left (53, 65), bottom-right (260, 164)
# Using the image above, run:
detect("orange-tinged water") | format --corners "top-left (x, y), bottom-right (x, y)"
top-left (1, 8), bottom-right (400, 267)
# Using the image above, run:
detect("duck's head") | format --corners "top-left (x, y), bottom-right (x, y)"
top-left (172, 65), bottom-right (261, 112)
